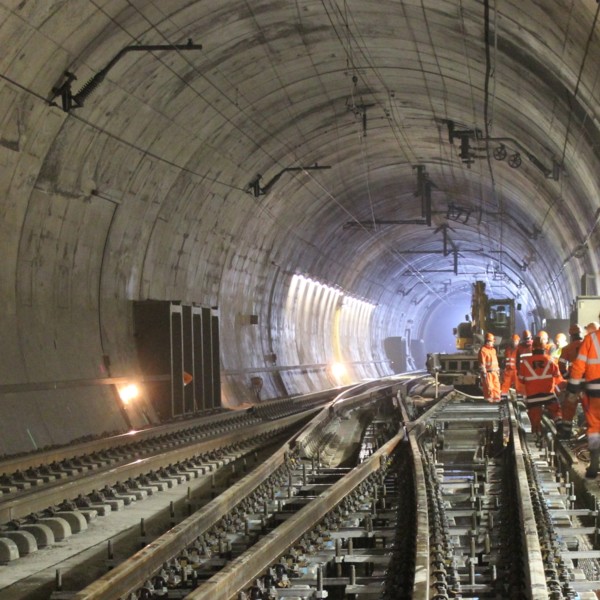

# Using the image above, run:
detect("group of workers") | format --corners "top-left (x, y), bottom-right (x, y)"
top-left (478, 318), bottom-right (600, 478)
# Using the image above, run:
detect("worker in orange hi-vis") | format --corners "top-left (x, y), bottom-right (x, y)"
top-left (516, 330), bottom-right (533, 369)
top-left (518, 336), bottom-right (564, 437)
top-left (566, 317), bottom-right (600, 478)
top-left (558, 324), bottom-right (584, 439)
top-left (559, 325), bottom-right (584, 377)
top-left (478, 332), bottom-right (501, 403)
top-left (501, 333), bottom-right (521, 397)
top-left (515, 330), bottom-right (533, 397)
top-left (538, 330), bottom-right (556, 357)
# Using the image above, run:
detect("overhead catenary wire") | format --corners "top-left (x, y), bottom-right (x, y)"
top-left (130, 0), bottom-right (436, 293)
top-left (482, 0), bottom-right (503, 276)
top-left (3, 1), bottom-right (523, 305)
top-left (320, 0), bottom-right (416, 165)
top-left (0, 72), bottom-right (246, 194)
top-left (129, 0), bottom-right (445, 300)
top-left (540, 2), bottom-right (600, 289)
top-left (558, 2), bottom-right (600, 170)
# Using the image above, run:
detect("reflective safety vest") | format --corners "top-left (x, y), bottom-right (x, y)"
top-left (518, 353), bottom-right (562, 405)
top-left (568, 331), bottom-right (600, 398)
top-left (559, 339), bottom-right (582, 377)
top-left (516, 342), bottom-right (533, 370)
top-left (478, 345), bottom-right (499, 373)
top-left (504, 345), bottom-right (518, 371)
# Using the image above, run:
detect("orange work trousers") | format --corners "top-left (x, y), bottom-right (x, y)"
top-left (482, 371), bottom-right (501, 402)
top-left (501, 369), bottom-right (524, 395)
top-left (563, 391), bottom-right (591, 424)
top-left (527, 399), bottom-right (562, 434)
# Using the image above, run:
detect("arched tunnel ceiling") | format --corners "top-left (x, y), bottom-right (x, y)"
top-left (1, 0), bottom-right (600, 369)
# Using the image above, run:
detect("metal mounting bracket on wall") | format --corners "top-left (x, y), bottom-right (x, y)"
top-left (50, 39), bottom-right (203, 112)
top-left (344, 164), bottom-right (433, 229)
top-left (247, 165), bottom-right (331, 197)
top-left (398, 223), bottom-right (459, 275)
top-left (446, 120), bottom-right (559, 180)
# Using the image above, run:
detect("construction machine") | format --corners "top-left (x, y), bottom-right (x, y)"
top-left (427, 280), bottom-right (516, 388)
top-left (455, 280), bottom-right (516, 349)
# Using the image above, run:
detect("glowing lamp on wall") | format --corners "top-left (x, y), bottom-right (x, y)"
top-left (118, 383), bottom-right (139, 405)
top-left (330, 362), bottom-right (347, 380)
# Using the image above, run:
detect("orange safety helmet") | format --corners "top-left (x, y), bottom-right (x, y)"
top-left (511, 333), bottom-right (520, 343)
top-left (538, 330), bottom-right (549, 342)
top-left (522, 330), bottom-right (532, 341)
top-left (485, 332), bottom-right (495, 343)
top-left (532, 336), bottom-right (544, 351)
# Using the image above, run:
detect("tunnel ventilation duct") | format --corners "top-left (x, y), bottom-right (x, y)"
top-left (446, 120), bottom-right (560, 180)
top-left (50, 39), bottom-right (203, 112)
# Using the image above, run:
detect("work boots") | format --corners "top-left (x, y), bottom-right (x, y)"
top-left (586, 449), bottom-right (600, 479)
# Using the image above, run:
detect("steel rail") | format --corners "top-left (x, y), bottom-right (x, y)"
top-left (71, 427), bottom-right (298, 599)
top-left (0, 411), bottom-right (313, 523)
top-left (407, 392), bottom-right (549, 598)
top-left (293, 378), bottom-right (407, 456)
top-left (0, 410), bottom-right (240, 475)
top-left (185, 431), bottom-right (405, 600)
top-left (509, 402), bottom-right (548, 598)
top-left (0, 391), bottom-right (334, 475)
top-left (72, 385), bottom-right (399, 600)
top-left (400, 403), bottom-right (430, 598)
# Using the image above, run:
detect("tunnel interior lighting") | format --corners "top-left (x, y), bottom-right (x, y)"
top-left (118, 383), bottom-right (139, 405)
top-left (293, 273), bottom-right (376, 308)
top-left (330, 362), bottom-right (347, 380)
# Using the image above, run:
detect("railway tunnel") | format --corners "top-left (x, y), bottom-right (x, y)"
top-left (1, 2), bottom-right (600, 598)
top-left (1, 0), bottom-right (599, 452)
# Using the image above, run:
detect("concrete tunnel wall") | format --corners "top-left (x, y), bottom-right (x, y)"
top-left (1, 1), bottom-right (600, 456)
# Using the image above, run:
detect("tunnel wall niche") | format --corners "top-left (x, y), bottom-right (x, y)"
top-left (133, 301), bottom-right (221, 421)
top-left (383, 337), bottom-right (408, 373)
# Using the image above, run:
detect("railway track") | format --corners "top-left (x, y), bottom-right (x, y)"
top-left (0, 393), bottom-right (335, 569)
top-left (5, 376), bottom-right (600, 599)
top-left (46, 381), bottom-right (404, 599)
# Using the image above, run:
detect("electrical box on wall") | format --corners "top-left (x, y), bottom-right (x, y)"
top-left (571, 296), bottom-right (600, 328)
